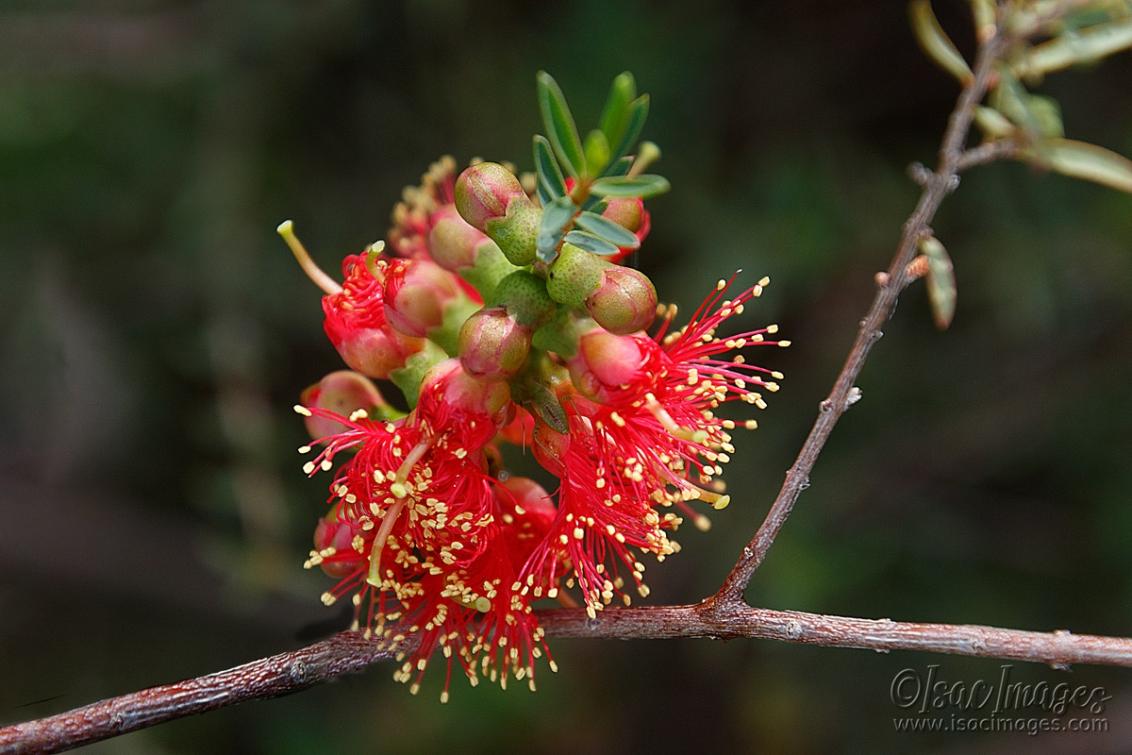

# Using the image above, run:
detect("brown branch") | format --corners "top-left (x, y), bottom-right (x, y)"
top-left (6, 605), bottom-right (1132, 753)
top-left (0, 634), bottom-right (414, 754)
top-left (711, 35), bottom-right (1007, 606)
top-left (956, 138), bottom-right (1021, 171)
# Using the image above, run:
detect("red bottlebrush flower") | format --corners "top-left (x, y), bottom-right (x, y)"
top-left (524, 276), bottom-right (789, 614)
top-left (296, 367), bottom-right (558, 698)
top-left (322, 253), bottom-right (424, 379)
top-left (415, 358), bottom-right (513, 450)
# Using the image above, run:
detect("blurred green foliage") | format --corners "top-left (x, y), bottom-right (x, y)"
top-left (1, 1), bottom-right (1131, 752)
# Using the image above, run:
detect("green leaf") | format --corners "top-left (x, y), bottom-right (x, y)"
top-left (1024, 95), bottom-right (1064, 138)
top-left (527, 383), bottom-right (568, 434)
top-left (608, 95), bottom-right (649, 165)
top-left (603, 156), bottom-right (634, 177)
top-left (974, 106), bottom-right (1016, 139)
top-left (564, 230), bottom-right (621, 256)
top-left (909, 0), bottom-right (973, 82)
top-left (585, 157), bottom-right (633, 209)
top-left (990, 68), bottom-right (1062, 137)
top-left (533, 135), bottom-right (566, 206)
top-left (537, 71), bottom-right (586, 178)
top-left (575, 210), bottom-right (640, 249)
top-left (599, 72), bottom-right (637, 148)
top-left (991, 67), bottom-right (1043, 135)
top-left (1027, 138), bottom-right (1132, 194)
top-left (1013, 17), bottom-right (1132, 78)
top-left (584, 130), bottom-right (611, 176)
top-left (919, 237), bottom-right (956, 330)
top-left (590, 174), bottom-right (670, 198)
top-left (537, 195), bottom-right (577, 262)
top-left (969, 0), bottom-right (996, 40)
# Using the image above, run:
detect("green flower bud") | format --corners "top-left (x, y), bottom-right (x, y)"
top-left (485, 199), bottom-right (540, 266)
top-left (460, 240), bottom-right (519, 300)
top-left (454, 162), bottom-right (524, 230)
top-left (491, 270), bottom-right (557, 329)
top-left (602, 197), bottom-right (645, 233)
top-left (389, 340), bottom-right (448, 409)
top-left (454, 163), bottom-right (540, 266)
top-left (546, 243), bottom-right (607, 307)
top-left (429, 206), bottom-right (486, 271)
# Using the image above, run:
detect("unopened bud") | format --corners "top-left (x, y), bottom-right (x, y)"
top-left (603, 197), bottom-right (646, 233)
top-left (585, 264), bottom-right (657, 335)
top-left (300, 370), bottom-right (387, 439)
top-left (458, 307), bottom-right (531, 381)
top-left (332, 325), bottom-right (423, 380)
top-left (602, 197), bottom-right (651, 263)
top-left (313, 508), bottom-right (358, 578)
top-left (546, 243), bottom-right (607, 307)
top-left (428, 205), bottom-right (487, 271)
top-left (569, 329), bottom-right (647, 401)
top-left (455, 162), bottom-right (523, 229)
top-left (491, 270), bottom-right (557, 329)
top-left (382, 259), bottom-right (463, 338)
top-left (455, 162), bottom-right (539, 265)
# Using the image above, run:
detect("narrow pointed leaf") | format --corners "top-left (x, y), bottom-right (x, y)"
top-left (575, 211), bottom-right (640, 249)
top-left (590, 174), bottom-right (670, 198)
top-left (609, 95), bottom-right (649, 164)
top-left (1013, 17), bottom-right (1132, 77)
top-left (533, 135), bottom-right (566, 206)
top-left (537, 195), bottom-right (577, 261)
top-left (1027, 138), bottom-right (1132, 193)
top-left (910, 0), bottom-right (973, 82)
top-left (599, 72), bottom-right (637, 147)
top-left (537, 71), bottom-right (586, 178)
top-left (583, 160), bottom-right (632, 211)
top-left (564, 230), bottom-right (620, 256)
top-left (584, 130), bottom-right (612, 176)
top-left (974, 107), bottom-right (1016, 138)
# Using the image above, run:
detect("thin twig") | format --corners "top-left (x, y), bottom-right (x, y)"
top-left (711, 35), bottom-right (1007, 607)
top-left (957, 138), bottom-right (1021, 171)
top-left (5, 605), bottom-right (1132, 753)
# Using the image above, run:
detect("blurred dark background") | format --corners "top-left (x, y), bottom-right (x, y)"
top-left (2, 1), bottom-right (1131, 752)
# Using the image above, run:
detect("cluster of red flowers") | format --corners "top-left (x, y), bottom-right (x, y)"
top-left (284, 151), bottom-right (786, 699)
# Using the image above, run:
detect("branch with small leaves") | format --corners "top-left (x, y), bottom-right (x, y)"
top-left (5, 2), bottom-right (1132, 752)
